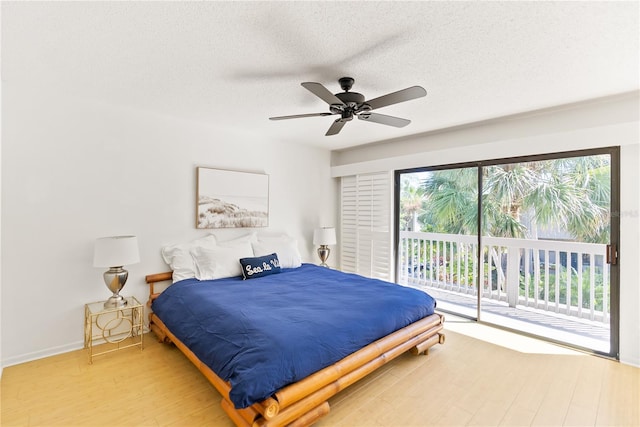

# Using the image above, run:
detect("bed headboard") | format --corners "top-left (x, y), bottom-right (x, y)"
top-left (145, 271), bottom-right (173, 304)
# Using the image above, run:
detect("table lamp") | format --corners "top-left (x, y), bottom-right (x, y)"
top-left (93, 235), bottom-right (140, 308)
top-left (313, 227), bottom-right (336, 267)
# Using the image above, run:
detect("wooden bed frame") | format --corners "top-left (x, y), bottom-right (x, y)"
top-left (145, 271), bottom-right (445, 427)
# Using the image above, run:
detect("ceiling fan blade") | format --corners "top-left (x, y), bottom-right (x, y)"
top-left (269, 112), bottom-right (334, 121)
top-left (364, 86), bottom-right (427, 110)
top-left (302, 82), bottom-right (346, 106)
top-left (358, 112), bottom-right (411, 128)
top-left (326, 118), bottom-right (347, 136)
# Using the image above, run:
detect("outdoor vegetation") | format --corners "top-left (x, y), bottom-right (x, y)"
top-left (400, 155), bottom-right (611, 315)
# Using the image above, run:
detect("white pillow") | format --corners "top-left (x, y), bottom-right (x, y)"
top-left (256, 231), bottom-right (289, 240)
top-left (191, 242), bottom-right (254, 280)
top-left (216, 231), bottom-right (258, 247)
top-left (252, 237), bottom-right (302, 269)
top-left (161, 234), bottom-right (218, 283)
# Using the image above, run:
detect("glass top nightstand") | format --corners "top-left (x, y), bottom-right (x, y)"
top-left (84, 296), bottom-right (144, 363)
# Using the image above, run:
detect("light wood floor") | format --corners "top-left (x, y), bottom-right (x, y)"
top-left (2, 319), bottom-right (638, 427)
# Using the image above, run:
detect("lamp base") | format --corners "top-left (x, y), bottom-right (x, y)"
top-left (103, 267), bottom-right (129, 309)
top-left (104, 295), bottom-right (128, 309)
top-left (317, 245), bottom-right (331, 267)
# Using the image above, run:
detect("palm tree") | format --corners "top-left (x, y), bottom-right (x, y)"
top-left (400, 177), bottom-right (427, 231)
top-left (417, 156), bottom-right (610, 243)
top-left (420, 167), bottom-right (479, 234)
top-left (409, 155), bottom-right (610, 291)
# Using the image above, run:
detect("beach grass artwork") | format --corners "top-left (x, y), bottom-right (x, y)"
top-left (196, 167), bottom-right (269, 229)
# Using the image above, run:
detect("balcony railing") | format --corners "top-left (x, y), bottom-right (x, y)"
top-left (399, 231), bottom-right (610, 325)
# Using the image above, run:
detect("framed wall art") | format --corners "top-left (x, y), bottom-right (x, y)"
top-left (196, 167), bottom-right (269, 229)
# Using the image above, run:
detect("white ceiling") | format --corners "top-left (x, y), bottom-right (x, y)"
top-left (3, 1), bottom-right (639, 150)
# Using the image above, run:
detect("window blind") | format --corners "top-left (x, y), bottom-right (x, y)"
top-left (340, 172), bottom-right (393, 281)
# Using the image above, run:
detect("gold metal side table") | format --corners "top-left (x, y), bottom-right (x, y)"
top-left (84, 296), bottom-right (144, 364)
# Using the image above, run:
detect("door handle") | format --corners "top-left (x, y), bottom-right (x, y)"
top-left (606, 244), bottom-right (618, 265)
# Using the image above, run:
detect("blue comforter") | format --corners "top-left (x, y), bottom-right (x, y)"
top-left (152, 264), bottom-right (436, 408)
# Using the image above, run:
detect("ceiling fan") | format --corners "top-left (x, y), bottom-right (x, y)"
top-left (269, 77), bottom-right (427, 136)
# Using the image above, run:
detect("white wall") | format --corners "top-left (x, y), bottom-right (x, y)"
top-left (1, 84), bottom-right (338, 366)
top-left (331, 93), bottom-right (640, 367)
top-left (618, 142), bottom-right (640, 367)
top-left (0, 1), bottom-right (3, 376)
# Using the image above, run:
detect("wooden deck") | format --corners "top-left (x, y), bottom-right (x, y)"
top-left (418, 286), bottom-right (611, 353)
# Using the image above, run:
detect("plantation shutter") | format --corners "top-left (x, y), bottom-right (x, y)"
top-left (340, 172), bottom-right (393, 281)
top-left (340, 176), bottom-right (358, 273)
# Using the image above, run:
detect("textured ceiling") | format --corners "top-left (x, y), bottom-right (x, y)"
top-left (3, 1), bottom-right (639, 150)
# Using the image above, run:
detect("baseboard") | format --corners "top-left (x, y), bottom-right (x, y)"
top-left (2, 327), bottom-right (151, 368)
top-left (2, 341), bottom-right (84, 368)
top-left (620, 355), bottom-right (640, 368)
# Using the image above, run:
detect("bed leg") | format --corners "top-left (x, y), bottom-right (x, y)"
top-left (410, 333), bottom-right (441, 356)
top-left (287, 402), bottom-right (331, 427)
top-left (150, 323), bottom-right (170, 343)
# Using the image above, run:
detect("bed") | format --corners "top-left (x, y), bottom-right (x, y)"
top-left (146, 261), bottom-right (445, 427)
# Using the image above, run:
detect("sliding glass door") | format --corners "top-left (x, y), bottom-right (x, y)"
top-left (395, 148), bottom-right (619, 357)
top-left (397, 166), bottom-right (479, 319)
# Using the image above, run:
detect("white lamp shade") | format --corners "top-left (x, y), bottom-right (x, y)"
top-left (313, 227), bottom-right (336, 245)
top-left (93, 235), bottom-right (140, 267)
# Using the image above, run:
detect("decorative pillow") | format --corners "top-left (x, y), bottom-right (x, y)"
top-left (161, 234), bottom-right (218, 283)
top-left (251, 236), bottom-right (302, 269)
top-left (239, 253), bottom-right (281, 280)
top-left (190, 242), bottom-right (254, 280)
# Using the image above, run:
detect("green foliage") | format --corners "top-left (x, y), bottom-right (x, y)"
top-left (399, 155), bottom-right (611, 243)
top-left (519, 264), bottom-right (607, 312)
top-left (400, 155), bottom-right (611, 316)
top-left (399, 176), bottom-right (427, 231)
top-left (420, 168), bottom-right (478, 234)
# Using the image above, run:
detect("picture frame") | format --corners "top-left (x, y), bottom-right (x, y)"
top-left (196, 167), bottom-right (269, 229)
